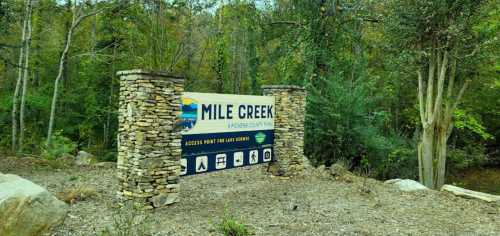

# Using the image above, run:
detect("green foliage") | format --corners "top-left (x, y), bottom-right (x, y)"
top-left (0, 0), bottom-right (497, 181)
top-left (386, 0), bottom-right (486, 54)
top-left (454, 109), bottom-right (493, 140)
top-left (0, 0), bottom-right (13, 33)
top-left (41, 131), bottom-right (77, 160)
top-left (101, 151), bottom-right (117, 162)
top-left (448, 144), bottom-right (488, 170)
top-left (384, 0), bottom-right (498, 180)
top-left (378, 147), bottom-right (418, 180)
top-left (305, 75), bottom-right (397, 170)
top-left (217, 214), bottom-right (251, 236)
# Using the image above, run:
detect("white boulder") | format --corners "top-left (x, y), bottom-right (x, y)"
top-left (0, 173), bottom-right (68, 236)
top-left (385, 179), bottom-right (429, 192)
top-left (75, 150), bottom-right (96, 166)
top-left (94, 161), bottom-right (116, 168)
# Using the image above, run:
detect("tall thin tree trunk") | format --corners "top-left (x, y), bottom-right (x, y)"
top-left (90, 0), bottom-right (96, 60)
top-left (46, 3), bottom-right (100, 145)
top-left (12, 0), bottom-right (30, 153)
top-left (47, 10), bottom-right (76, 146)
top-left (104, 44), bottom-right (117, 148)
top-left (19, 0), bottom-right (33, 151)
top-left (215, 1), bottom-right (225, 93)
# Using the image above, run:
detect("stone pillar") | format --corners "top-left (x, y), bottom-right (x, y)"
top-left (262, 85), bottom-right (307, 176)
top-left (117, 69), bottom-right (184, 209)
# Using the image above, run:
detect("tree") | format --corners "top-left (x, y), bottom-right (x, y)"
top-left (46, 1), bottom-right (102, 146)
top-left (387, 0), bottom-right (495, 189)
top-left (12, 0), bottom-right (32, 153)
top-left (19, 0), bottom-right (33, 152)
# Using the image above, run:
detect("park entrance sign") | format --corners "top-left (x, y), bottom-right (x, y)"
top-left (179, 92), bottom-right (275, 176)
top-left (117, 70), bottom-right (306, 209)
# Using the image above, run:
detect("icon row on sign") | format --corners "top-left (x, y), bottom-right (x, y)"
top-left (180, 148), bottom-right (272, 175)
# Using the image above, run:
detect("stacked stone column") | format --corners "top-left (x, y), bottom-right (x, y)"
top-left (262, 85), bottom-right (307, 176)
top-left (117, 70), bottom-right (183, 209)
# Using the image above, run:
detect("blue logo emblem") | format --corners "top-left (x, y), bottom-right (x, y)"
top-left (180, 97), bottom-right (197, 131)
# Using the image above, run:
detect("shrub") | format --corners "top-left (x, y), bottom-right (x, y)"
top-left (305, 75), bottom-right (403, 173)
top-left (56, 184), bottom-right (99, 204)
top-left (101, 151), bottom-right (117, 162)
top-left (98, 203), bottom-right (150, 236)
top-left (41, 131), bottom-right (77, 160)
top-left (448, 144), bottom-right (487, 171)
top-left (377, 147), bottom-right (418, 180)
top-left (217, 215), bottom-right (251, 236)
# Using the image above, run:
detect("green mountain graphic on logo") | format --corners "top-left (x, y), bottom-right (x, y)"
top-left (255, 132), bottom-right (266, 144)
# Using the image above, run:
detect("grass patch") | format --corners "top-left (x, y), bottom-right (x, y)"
top-left (217, 214), bottom-right (252, 236)
top-left (98, 203), bottom-right (150, 236)
top-left (56, 184), bottom-right (99, 204)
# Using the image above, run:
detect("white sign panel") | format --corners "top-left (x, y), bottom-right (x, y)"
top-left (180, 92), bottom-right (274, 135)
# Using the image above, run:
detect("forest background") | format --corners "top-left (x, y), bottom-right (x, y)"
top-left (0, 0), bottom-right (498, 183)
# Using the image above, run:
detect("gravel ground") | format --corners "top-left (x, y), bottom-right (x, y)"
top-left (1, 156), bottom-right (499, 236)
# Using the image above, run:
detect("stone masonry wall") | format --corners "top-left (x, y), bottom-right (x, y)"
top-left (117, 70), bottom-right (184, 209)
top-left (262, 85), bottom-right (307, 176)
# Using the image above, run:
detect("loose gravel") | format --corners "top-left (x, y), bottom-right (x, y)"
top-left (1, 156), bottom-right (499, 236)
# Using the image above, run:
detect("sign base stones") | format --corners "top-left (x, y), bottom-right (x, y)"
top-left (262, 85), bottom-right (308, 177)
top-left (117, 70), bottom-right (184, 209)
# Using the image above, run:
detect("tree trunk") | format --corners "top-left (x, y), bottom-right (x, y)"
top-left (417, 50), bottom-right (468, 189)
top-left (90, 0), bottom-right (96, 60)
top-left (47, 6), bottom-right (78, 146)
top-left (12, 0), bottom-right (30, 153)
top-left (47, 2), bottom-right (101, 145)
top-left (435, 126), bottom-right (448, 188)
top-left (19, 0), bottom-right (33, 151)
top-left (215, 2), bottom-right (226, 93)
top-left (420, 127), bottom-right (435, 187)
top-left (104, 44), bottom-right (117, 148)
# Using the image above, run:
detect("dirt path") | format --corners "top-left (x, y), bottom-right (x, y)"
top-left (1, 156), bottom-right (499, 236)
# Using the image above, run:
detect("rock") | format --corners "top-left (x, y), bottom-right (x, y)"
top-left (150, 193), bottom-right (179, 208)
top-left (385, 179), bottom-right (428, 192)
top-left (441, 184), bottom-right (500, 203)
top-left (94, 162), bottom-right (116, 168)
top-left (329, 164), bottom-right (351, 177)
top-left (329, 164), bottom-right (356, 183)
top-left (75, 151), bottom-right (97, 166)
top-left (314, 165), bottom-right (330, 178)
top-left (267, 163), bottom-right (285, 176)
top-left (0, 173), bottom-right (68, 236)
top-left (59, 154), bottom-right (76, 166)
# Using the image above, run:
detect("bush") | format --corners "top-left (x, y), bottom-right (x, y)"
top-left (56, 184), bottom-right (99, 204)
top-left (98, 203), bottom-right (150, 236)
top-left (377, 147), bottom-right (418, 180)
top-left (448, 144), bottom-right (487, 171)
top-left (217, 215), bottom-right (251, 236)
top-left (101, 151), bottom-right (117, 162)
top-left (305, 75), bottom-right (399, 170)
top-left (41, 131), bottom-right (77, 160)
